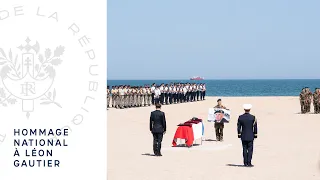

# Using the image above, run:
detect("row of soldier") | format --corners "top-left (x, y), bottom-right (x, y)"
top-left (299, 87), bottom-right (320, 114)
top-left (106, 83), bottom-right (206, 109)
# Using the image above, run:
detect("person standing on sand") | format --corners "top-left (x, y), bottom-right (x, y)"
top-left (151, 83), bottom-right (156, 105)
top-left (237, 104), bottom-right (258, 167)
top-left (314, 88), bottom-right (320, 114)
top-left (154, 86), bottom-right (161, 105)
top-left (150, 103), bottom-right (166, 156)
top-left (106, 86), bottom-right (110, 109)
top-left (214, 99), bottom-right (227, 141)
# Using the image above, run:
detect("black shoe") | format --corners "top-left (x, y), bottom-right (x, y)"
top-left (244, 164), bottom-right (248, 167)
top-left (247, 164), bottom-right (254, 167)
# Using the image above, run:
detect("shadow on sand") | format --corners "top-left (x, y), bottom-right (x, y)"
top-left (203, 138), bottom-right (217, 142)
top-left (295, 112), bottom-right (318, 114)
top-left (141, 153), bottom-right (156, 156)
top-left (226, 164), bottom-right (247, 167)
top-left (172, 144), bottom-right (201, 148)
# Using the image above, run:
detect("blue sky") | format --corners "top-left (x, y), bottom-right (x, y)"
top-left (108, 0), bottom-right (320, 80)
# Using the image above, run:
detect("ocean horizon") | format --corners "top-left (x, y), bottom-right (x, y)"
top-left (107, 79), bottom-right (320, 96)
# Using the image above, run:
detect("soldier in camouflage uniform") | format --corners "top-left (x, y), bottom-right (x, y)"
top-left (106, 86), bottom-right (110, 108)
top-left (125, 85), bottom-right (129, 108)
top-left (299, 88), bottom-right (306, 114)
top-left (147, 86), bottom-right (152, 106)
top-left (313, 88), bottom-right (319, 114)
top-left (133, 86), bottom-right (138, 107)
top-left (128, 86), bottom-right (133, 108)
top-left (119, 86), bottom-right (125, 109)
top-left (111, 86), bottom-right (115, 108)
top-left (305, 88), bottom-right (313, 113)
top-left (142, 85), bottom-right (147, 106)
top-left (138, 86), bottom-right (143, 107)
top-left (114, 86), bottom-right (120, 109)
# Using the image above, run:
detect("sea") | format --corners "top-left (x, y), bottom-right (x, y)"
top-left (107, 79), bottom-right (320, 96)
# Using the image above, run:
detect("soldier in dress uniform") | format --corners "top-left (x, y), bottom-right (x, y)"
top-left (185, 83), bottom-right (189, 102)
top-left (196, 84), bottom-right (200, 101)
top-left (183, 84), bottom-right (187, 102)
top-left (214, 99), bottom-right (227, 141)
top-left (199, 84), bottom-right (204, 100)
top-left (164, 84), bottom-right (169, 105)
top-left (107, 86), bottom-right (110, 108)
top-left (203, 83), bottom-right (207, 100)
top-left (169, 84), bottom-right (173, 104)
top-left (177, 84), bottom-right (181, 103)
top-left (162, 84), bottom-right (166, 104)
top-left (172, 84), bottom-right (177, 103)
top-left (151, 84), bottom-right (156, 105)
top-left (237, 104), bottom-right (258, 167)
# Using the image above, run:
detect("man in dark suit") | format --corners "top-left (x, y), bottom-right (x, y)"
top-left (237, 104), bottom-right (258, 167)
top-left (150, 103), bottom-right (166, 156)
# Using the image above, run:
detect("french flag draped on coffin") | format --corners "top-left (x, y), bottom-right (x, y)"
top-left (207, 108), bottom-right (231, 123)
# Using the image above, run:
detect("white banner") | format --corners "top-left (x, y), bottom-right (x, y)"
top-left (208, 108), bottom-right (231, 123)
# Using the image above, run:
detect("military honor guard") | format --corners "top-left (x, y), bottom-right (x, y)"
top-left (237, 104), bottom-right (258, 167)
top-left (108, 82), bottom-right (205, 109)
top-left (313, 88), bottom-right (320, 113)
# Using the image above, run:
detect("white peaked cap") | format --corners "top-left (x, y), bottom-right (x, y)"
top-left (243, 104), bottom-right (252, 110)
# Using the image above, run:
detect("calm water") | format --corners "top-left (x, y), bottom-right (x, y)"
top-left (107, 79), bottom-right (320, 96)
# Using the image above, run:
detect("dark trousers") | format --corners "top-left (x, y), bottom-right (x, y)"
top-left (242, 140), bottom-right (254, 165)
top-left (154, 98), bottom-right (159, 104)
top-left (196, 91), bottom-right (200, 100)
top-left (174, 94), bottom-right (178, 103)
top-left (203, 91), bottom-right (206, 99)
top-left (169, 93), bottom-right (173, 104)
top-left (186, 92), bottom-right (190, 102)
top-left (160, 94), bottom-right (164, 104)
top-left (151, 93), bottom-right (155, 104)
top-left (214, 123), bottom-right (224, 141)
top-left (164, 93), bottom-right (168, 104)
top-left (153, 133), bottom-right (163, 155)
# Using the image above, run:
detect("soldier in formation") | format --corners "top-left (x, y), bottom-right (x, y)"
top-left (313, 88), bottom-right (320, 114)
top-left (106, 86), bottom-right (110, 109)
top-left (107, 82), bottom-right (206, 109)
top-left (299, 87), bottom-right (318, 114)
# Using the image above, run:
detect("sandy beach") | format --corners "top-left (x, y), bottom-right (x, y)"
top-left (107, 97), bottom-right (320, 180)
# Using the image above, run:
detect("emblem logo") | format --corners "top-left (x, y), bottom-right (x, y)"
top-left (0, 37), bottom-right (64, 118)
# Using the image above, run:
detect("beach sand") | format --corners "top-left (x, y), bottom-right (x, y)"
top-left (107, 97), bottom-right (320, 180)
